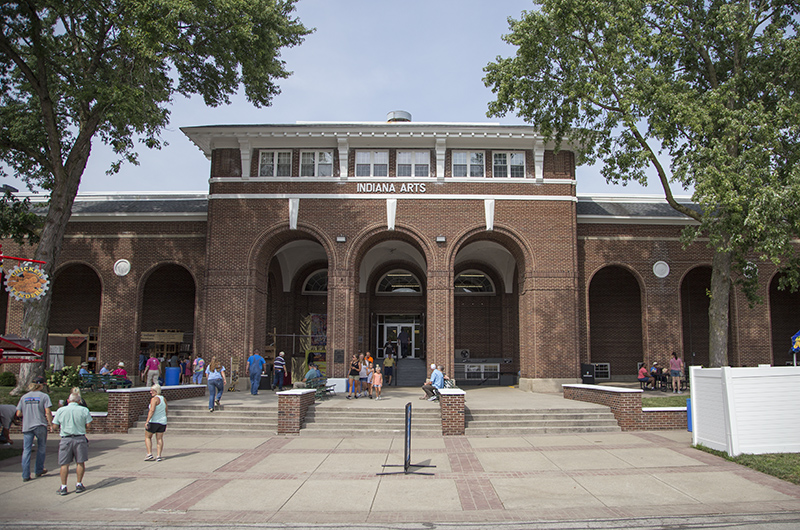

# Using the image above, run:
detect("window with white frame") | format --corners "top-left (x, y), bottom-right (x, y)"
top-left (303, 269), bottom-right (328, 294)
top-left (492, 152), bottom-right (526, 178)
top-left (259, 150), bottom-right (292, 177)
top-left (355, 150), bottom-right (389, 177)
top-left (300, 151), bottom-right (334, 177)
top-left (397, 151), bottom-right (430, 177)
top-left (454, 271), bottom-right (495, 294)
top-left (452, 151), bottom-right (485, 177)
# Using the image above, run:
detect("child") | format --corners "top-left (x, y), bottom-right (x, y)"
top-left (366, 361), bottom-right (374, 399)
top-left (372, 365), bottom-right (383, 400)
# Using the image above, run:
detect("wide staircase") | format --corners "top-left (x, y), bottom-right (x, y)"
top-left (300, 405), bottom-right (441, 436)
top-left (464, 406), bottom-right (621, 435)
top-left (130, 400), bottom-right (279, 436)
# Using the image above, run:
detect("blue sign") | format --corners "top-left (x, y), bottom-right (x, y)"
top-left (793, 330), bottom-right (800, 353)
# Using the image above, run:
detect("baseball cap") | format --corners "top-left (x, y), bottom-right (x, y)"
top-left (33, 376), bottom-right (46, 384)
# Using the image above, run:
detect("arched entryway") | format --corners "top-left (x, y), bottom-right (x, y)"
top-left (49, 263), bottom-right (102, 370)
top-left (452, 237), bottom-right (520, 386)
top-left (681, 266), bottom-right (711, 367)
top-left (139, 264), bottom-right (196, 362)
top-left (769, 273), bottom-right (800, 366)
top-left (262, 238), bottom-right (329, 380)
top-left (588, 265), bottom-right (643, 377)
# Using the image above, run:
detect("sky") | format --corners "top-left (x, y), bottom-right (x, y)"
top-left (4, 0), bottom-right (674, 197)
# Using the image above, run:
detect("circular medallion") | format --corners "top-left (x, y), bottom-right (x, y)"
top-left (653, 261), bottom-right (670, 278)
top-left (114, 259), bottom-right (131, 277)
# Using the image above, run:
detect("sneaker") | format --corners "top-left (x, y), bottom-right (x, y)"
top-left (346, 395), bottom-right (351, 400)
top-left (215, 400), bottom-right (220, 407)
top-left (156, 457), bottom-right (163, 462)
top-left (35, 469), bottom-right (48, 477)
top-left (58, 487), bottom-right (68, 496)
top-left (369, 395), bottom-right (373, 399)
top-left (75, 483), bottom-right (86, 493)
top-left (209, 408), bottom-right (214, 412)
top-left (428, 396), bottom-right (437, 401)
top-left (144, 454), bottom-right (154, 461)
top-left (22, 477), bottom-right (30, 482)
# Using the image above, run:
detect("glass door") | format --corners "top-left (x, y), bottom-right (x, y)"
top-left (377, 315), bottom-right (420, 358)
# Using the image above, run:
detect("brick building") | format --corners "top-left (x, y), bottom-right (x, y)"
top-left (2, 115), bottom-right (797, 390)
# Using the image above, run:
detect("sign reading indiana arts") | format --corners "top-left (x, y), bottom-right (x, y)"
top-left (356, 182), bottom-right (426, 193)
top-left (5, 264), bottom-right (50, 301)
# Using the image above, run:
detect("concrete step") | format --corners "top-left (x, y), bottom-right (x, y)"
top-left (464, 407), bottom-right (621, 434)
top-left (464, 425), bottom-right (622, 435)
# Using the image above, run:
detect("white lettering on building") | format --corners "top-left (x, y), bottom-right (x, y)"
top-left (356, 183), bottom-right (427, 193)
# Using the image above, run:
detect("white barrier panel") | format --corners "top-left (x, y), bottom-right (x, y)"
top-left (691, 365), bottom-right (800, 456)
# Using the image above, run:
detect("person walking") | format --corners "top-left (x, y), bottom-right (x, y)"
top-left (16, 376), bottom-right (53, 482)
top-left (192, 354), bottom-right (205, 385)
top-left (346, 354), bottom-right (360, 399)
top-left (358, 353), bottom-right (368, 397)
top-left (383, 352), bottom-right (395, 386)
top-left (144, 384), bottom-right (168, 461)
top-left (372, 365), bottom-right (384, 400)
top-left (52, 391), bottom-right (93, 495)
top-left (145, 352), bottom-right (161, 387)
top-left (246, 349), bottom-right (266, 395)
top-left (272, 351), bottom-right (286, 391)
top-left (206, 357), bottom-right (226, 412)
top-left (669, 352), bottom-right (685, 394)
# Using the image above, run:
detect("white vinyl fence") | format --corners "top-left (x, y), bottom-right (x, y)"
top-left (690, 365), bottom-right (800, 456)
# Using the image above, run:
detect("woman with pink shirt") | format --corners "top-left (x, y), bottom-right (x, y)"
top-left (145, 353), bottom-right (161, 387)
top-left (669, 352), bottom-right (684, 394)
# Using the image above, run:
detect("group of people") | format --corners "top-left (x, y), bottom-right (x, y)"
top-left (11, 375), bottom-right (171, 495)
top-left (140, 351), bottom-right (207, 387)
top-left (346, 352), bottom-right (387, 400)
top-left (637, 352), bottom-right (685, 393)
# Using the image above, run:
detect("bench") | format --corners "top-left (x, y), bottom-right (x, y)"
top-left (80, 374), bottom-right (101, 391)
top-left (307, 377), bottom-right (335, 400)
top-left (99, 375), bottom-right (132, 389)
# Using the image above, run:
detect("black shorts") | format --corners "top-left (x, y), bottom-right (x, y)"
top-left (146, 422), bottom-right (167, 433)
top-left (384, 366), bottom-right (393, 376)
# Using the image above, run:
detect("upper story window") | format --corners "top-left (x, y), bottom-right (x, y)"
top-left (397, 151), bottom-right (430, 177)
top-left (259, 150), bottom-right (292, 177)
top-left (356, 150), bottom-right (389, 177)
top-left (452, 151), bottom-right (485, 177)
top-left (377, 270), bottom-right (422, 294)
top-left (303, 269), bottom-right (328, 294)
top-left (492, 152), bottom-right (526, 178)
top-left (454, 271), bottom-right (495, 294)
top-left (300, 151), bottom-right (334, 177)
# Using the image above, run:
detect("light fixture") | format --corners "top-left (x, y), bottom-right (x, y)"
top-left (336, 235), bottom-right (346, 243)
top-left (435, 236), bottom-right (446, 243)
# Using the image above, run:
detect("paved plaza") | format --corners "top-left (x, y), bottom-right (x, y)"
top-left (1, 388), bottom-right (799, 528)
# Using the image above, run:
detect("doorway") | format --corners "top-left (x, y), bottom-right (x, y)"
top-left (377, 315), bottom-right (421, 359)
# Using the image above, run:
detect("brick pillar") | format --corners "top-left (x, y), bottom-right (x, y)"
top-left (277, 389), bottom-right (316, 434)
top-left (426, 271), bottom-right (453, 374)
top-left (439, 388), bottom-right (465, 435)
top-left (328, 267), bottom-right (356, 378)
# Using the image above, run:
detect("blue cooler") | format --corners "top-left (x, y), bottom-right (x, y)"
top-left (165, 366), bottom-right (181, 386)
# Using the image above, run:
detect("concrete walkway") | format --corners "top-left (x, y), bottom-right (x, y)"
top-left (1, 387), bottom-right (799, 527)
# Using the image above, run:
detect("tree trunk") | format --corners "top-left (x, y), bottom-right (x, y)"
top-left (708, 248), bottom-right (732, 367)
top-left (10, 167), bottom-right (84, 395)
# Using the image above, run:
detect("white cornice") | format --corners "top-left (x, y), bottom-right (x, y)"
top-left (209, 193), bottom-right (578, 202)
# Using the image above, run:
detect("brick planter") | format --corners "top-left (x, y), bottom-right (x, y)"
top-left (563, 384), bottom-right (687, 431)
top-left (277, 389), bottom-right (316, 435)
top-left (439, 388), bottom-right (466, 435)
top-left (8, 384), bottom-right (207, 436)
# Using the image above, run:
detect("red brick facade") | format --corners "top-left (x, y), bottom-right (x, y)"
top-left (1, 121), bottom-right (796, 389)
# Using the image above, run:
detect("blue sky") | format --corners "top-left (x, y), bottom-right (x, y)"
top-left (7, 0), bottom-right (673, 196)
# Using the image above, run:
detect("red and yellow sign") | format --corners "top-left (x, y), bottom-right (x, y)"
top-left (5, 264), bottom-right (50, 301)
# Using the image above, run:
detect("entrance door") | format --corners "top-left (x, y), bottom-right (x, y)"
top-left (377, 315), bottom-right (420, 358)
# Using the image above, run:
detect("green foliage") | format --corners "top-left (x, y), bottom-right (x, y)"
top-left (0, 385), bottom-right (108, 412)
top-left (0, 371), bottom-right (16, 387)
top-left (0, 190), bottom-right (41, 245)
top-left (45, 365), bottom-right (81, 389)
top-left (485, 0), bottom-right (800, 302)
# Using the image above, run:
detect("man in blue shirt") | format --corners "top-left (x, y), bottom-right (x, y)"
top-left (246, 349), bottom-right (266, 395)
top-left (52, 392), bottom-right (93, 495)
top-left (422, 364), bottom-right (444, 401)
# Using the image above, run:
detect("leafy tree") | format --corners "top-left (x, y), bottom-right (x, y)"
top-left (0, 0), bottom-right (311, 393)
top-left (485, 0), bottom-right (800, 367)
